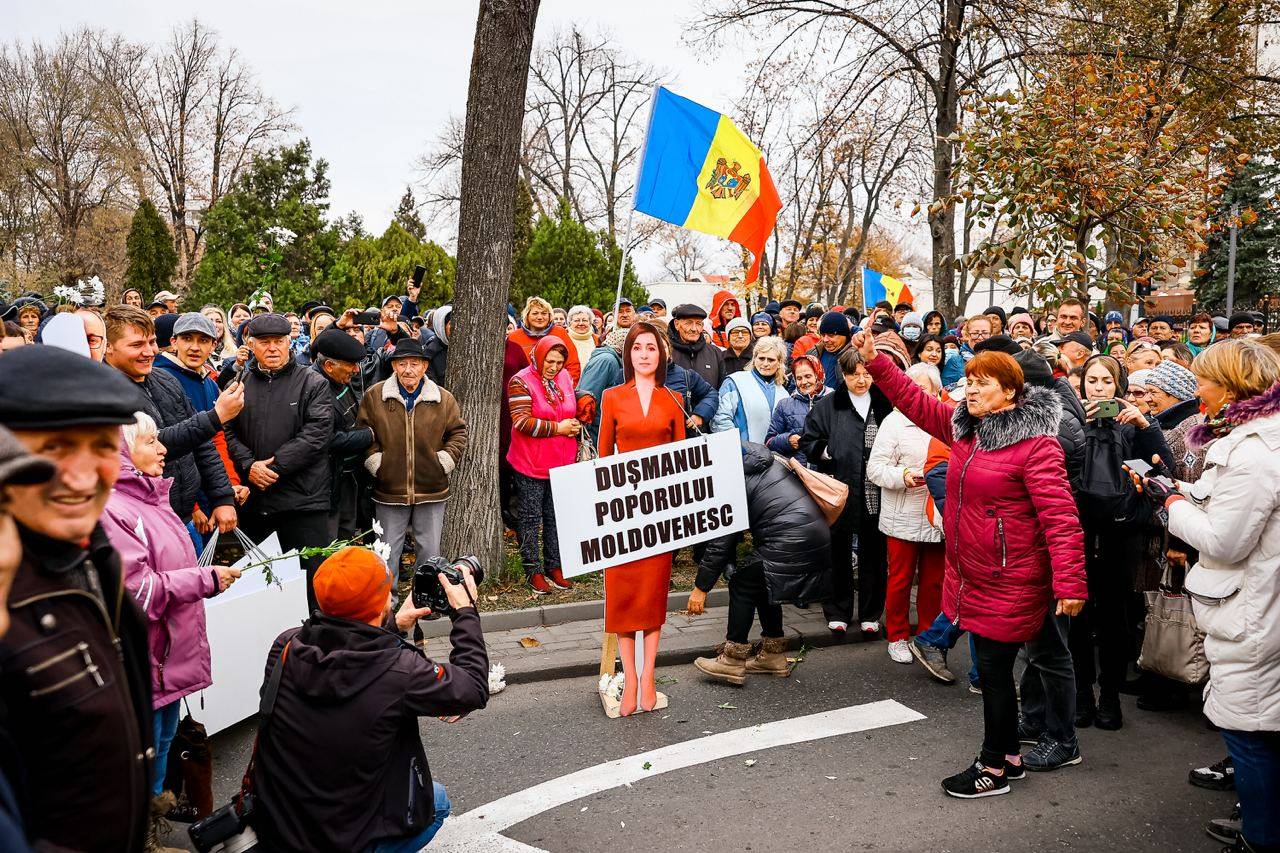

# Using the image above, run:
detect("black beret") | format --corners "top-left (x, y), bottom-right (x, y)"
top-left (0, 346), bottom-right (148, 430)
top-left (388, 338), bottom-right (428, 361)
top-left (973, 334), bottom-right (1023, 356)
top-left (779, 299), bottom-right (802, 310)
top-left (313, 327), bottom-right (366, 363)
top-left (244, 313), bottom-right (292, 338)
top-left (1228, 312), bottom-right (1255, 329)
top-left (671, 304), bottom-right (708, 320)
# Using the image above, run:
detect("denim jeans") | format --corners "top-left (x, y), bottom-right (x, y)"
top-left (367, 781), bottom-right (451, 852)
top-left (1220, 729), bottom-right (1280, 847)
top-left (1019, 610), bottom-right (1077, 743)
top-left (915, 611), bottom-right (980, 686)
top-left (151, 700), bottom-right (182, 796)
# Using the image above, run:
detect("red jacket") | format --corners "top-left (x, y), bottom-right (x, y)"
top-left (507, 324), bottom-right (582, 383)
top-left (867, 354), bottom-right (1086, 643)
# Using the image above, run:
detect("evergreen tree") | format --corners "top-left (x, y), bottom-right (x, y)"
top-left (1196, 160), bottom-right (1280, 311)
top-left (393, 186), bottom-right (426, 241)
top-left (511, 198), bottom-right (647, 310)
top-left (123, 199), bottom-right (178, 297)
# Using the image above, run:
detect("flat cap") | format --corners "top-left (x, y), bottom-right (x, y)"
top-left (244, 313), bottom-right (292, 338)
top-left (1228, 312), bottom-right (1255, 330)
top-left (779, 299), bottom-right (802, 311)
top-left (0, 346), bottom-right (148, 429)
top-left (388, 338), bottom-right (428, 361)
top-left (973, 334), bottom-right (1023, 356)
top-left (0, 424), bottom-right (55, 487)
top-left (153, 290), bottom-right (179, 303)
top-left (313, 327), bottom-right (366, 363)
top-left (671, 304), bottom-right (707, 320)
top-left (173, 312), bottom-right (218, 340)
top-left (1059, 330), bottom-right (1095, 351)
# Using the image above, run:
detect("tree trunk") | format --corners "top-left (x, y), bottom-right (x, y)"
top-left (929, 0), bottom-right (964, 319)
top-left (441, 0), bottom-right (541, 574)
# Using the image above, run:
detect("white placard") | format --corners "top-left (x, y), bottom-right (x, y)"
top-left (199, 533), bottom-right (307, 735)
top-left (551, 430), bottom-right (749, 578)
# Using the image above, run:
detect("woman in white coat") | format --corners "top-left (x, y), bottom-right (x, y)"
top-left (711, 336), bottom-right (787, 443)
top-left (867, 362), bottom-right (946, 663)
top-left (1140, 340), bottom-right (1280, 853)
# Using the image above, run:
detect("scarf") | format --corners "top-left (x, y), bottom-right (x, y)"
top-left (567, 327), bottom-right (596, 367)
top-left (1187, 380), bottom-right (1280, 451)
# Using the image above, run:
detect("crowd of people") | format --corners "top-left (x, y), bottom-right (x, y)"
top-left (0, 278), bottom-right (1275, 852)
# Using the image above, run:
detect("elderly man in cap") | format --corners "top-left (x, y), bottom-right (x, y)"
top-left (225, 313), bottom-right (333, 609)
top-left (1057, 330), bottom-right (1095, 370)
top-left (1228, 312), bottom-right (1257, 338)
top-left (104, 306), bottom-right (241, 540)
top-left (0, 347), bottom-right (155, 852)
top-left (251, 545), bottom-right (487, 853)
top-left (152, 290), bottom-right (179, 313)
top-left (668, 303), bottom-right (725, 391)
top-left (312, 327), bottom-right (375, 540)
top-left (778, 299), bottom-right (802, 328)
top-left (358, 338), bottom-right (467, 581)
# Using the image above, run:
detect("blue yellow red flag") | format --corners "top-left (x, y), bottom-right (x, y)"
top-left (633, 87), bottom-right (781, 284)
top-left (862, 268), bottom-right (913, 309)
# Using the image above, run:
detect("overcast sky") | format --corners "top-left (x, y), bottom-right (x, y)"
top-left (10, 1), bottom-right (751, 276)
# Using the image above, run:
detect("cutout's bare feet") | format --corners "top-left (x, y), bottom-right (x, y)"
top-left (640, 675), bottom-right (659, 712)
top-left (620, 681), bottom-right (638, 717)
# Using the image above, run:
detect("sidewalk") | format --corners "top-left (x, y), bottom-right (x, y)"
top-left (418, 590), bottom-right (843, 684)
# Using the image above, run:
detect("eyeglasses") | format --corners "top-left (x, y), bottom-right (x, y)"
top-left (86, 334), bottom-right (105, 349)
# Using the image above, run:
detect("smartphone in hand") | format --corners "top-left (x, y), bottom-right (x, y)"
top-left (1094, 399), bottom-right (1121, 419)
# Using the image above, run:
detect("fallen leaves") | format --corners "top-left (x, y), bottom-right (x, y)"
top-left (518, 637), bottom-right (541, 648)
top-left (717, 702), bottom-right (737, 710)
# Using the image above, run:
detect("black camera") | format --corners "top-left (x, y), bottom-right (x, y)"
top-left (412, 555), bottom-right (483, 617)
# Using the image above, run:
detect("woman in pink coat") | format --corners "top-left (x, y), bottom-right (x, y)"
top-left (102, 413), bottom-right (240, 810)
top-left (853, 332), bottom-right (1086, 800)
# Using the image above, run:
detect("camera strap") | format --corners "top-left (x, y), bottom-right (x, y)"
top-left (239, 639), bottom-right (293, 801)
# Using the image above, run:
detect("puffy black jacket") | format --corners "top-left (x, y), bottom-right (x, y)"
top-left (797, 384), bottom-right (892, 527)
top-left (1014, 349), bottom-right (1086, 490)
top-left (253, 610), bottom-right (488, 853)
top-left (696, 442), bottom-right (832, 605)
top-left (135, 369), bottom-right (234, 521)
top-left (668, 328), bottom-right (726, 391)
top-left (225, 358), bottom-right (333, 514)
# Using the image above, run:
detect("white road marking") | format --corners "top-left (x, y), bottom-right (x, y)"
top-left (429, 699), bottom-right (925, 852)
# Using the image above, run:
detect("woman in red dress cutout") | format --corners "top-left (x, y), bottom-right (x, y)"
top-left (598, 322), bottom-right (687, 716)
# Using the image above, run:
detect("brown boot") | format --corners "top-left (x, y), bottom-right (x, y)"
top-left (146, 793), bottom-right (184, 853)
top-left (746, 636), bottom-right (791, 676)
top-left (694, 641), bottom-right (751, 685)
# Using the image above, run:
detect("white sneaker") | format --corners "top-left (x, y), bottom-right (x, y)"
top-left (887, 640), bottom-right (913, 664)
top-left (827, 621), bottom-right (848, 633)
top-left (860, 621), bottom-right (880, 634)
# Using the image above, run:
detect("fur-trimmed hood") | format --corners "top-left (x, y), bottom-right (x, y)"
top-left (1189, 380), bottom-right (1280, 451)
top-left (951, 385), bottom-right (1062, 452)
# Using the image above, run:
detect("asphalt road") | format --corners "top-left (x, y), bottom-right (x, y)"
top-left (179, 636), bottom-right (1236, 853)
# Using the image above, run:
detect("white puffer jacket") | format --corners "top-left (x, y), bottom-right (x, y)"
top-left (1168, 401), bottom-right (1280, 732)
top-left (867, 410), bottom-right (943, 543)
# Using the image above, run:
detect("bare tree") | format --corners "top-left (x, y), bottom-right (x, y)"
top-left (441, 0), bottom-right (541, 573)
top-left (656, 225), bottom-right (729, 280)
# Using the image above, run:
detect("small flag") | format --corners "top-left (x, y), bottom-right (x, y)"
top-left (634, 87), bottom-right (781, 284)
top-left (863, 268), bottom-right (913, 309)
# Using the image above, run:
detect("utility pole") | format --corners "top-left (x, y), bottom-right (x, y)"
top-left (1226, 202), bottom-right (1239, 316)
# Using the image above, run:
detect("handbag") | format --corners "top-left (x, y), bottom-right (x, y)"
top-left (776, 454), bottom-right (849, 526)
top-left (165, 702), bottom-right (214, 820)
top-left (1137, 561), bottom-right (1210, 685)
top-left (188, 640), bottom-right (292, 852)
top-left (576, 431), bottom-right (598, 463)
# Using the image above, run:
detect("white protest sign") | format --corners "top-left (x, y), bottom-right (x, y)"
top-left (551, 430), bottom-right (748, 578)
top-left (199, 532), bottom-right (306, 734)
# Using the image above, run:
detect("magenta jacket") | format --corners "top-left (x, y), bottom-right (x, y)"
top-left (103, 447), bottom-right (217, 709)
top-left (867, 354), bottom-right (1087, 643)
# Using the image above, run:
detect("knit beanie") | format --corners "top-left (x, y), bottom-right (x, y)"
top-left (313, 547), bottom-right (393, 625)
top-left (1127, 368), bottom-right (1154, 388)
top-left (726, 317), bottom-right (752, 337)
top-left (818, 311), bottom-right (851, 337)
top-left (1145, 359), bottom-right (1198, 401)
top-left (874, 331), bottom-right (911, 370)
top-left (901, 311), bottom-right (924, 331)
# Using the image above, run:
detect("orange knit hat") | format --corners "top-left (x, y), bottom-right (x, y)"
top-left (313, 547), bottom-right (392, 624)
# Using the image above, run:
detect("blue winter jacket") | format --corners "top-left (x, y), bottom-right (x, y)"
top-left (765, 387), bottom-right (831, 467)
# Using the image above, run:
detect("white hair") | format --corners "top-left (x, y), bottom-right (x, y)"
top-left (121, 411), bottom-right (158, 454)
top-left (906, 361), bottom-right (942, 393)
top-left (752, 335), bottom-right (789, 385)
top-left (567, 304), bottom-right (593, 322)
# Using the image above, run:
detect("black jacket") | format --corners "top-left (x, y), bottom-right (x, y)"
top-left (1080, 417), bottom-right (1173, 527)
top-left (1051, 379), bottom-right (1087, 490)
top-left (668, 328), bottom-right (726, 391)
top-left (722, 339), bottom-right (755, 376)
top-left (798, 384), bottom-right (892, 527)
top-left (136, 369), bottom-right (234, 520)
top-left (0, 525), bottom-right (152, 852)
top-left (253, 609), bottom-right (488, 853)
top-left (697, 442), bottom-right (831, 605)
top-left (316, 365), bottom-right (374, 512)
top-left (225, 357), bottom-right (334, 515)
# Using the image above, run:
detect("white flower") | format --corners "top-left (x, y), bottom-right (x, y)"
top-left (488, 662), bottom-right (507, 695)
top-left (371, 519), bottom-right (384, 536)
top-left (371, 539), bottom-right (392, 565)
top-left (265, 225), bottom-right (296, 244)
top-left (84, 276), bottom-right (105, 305)
top-left (54, 284), bottom-right (83, 306)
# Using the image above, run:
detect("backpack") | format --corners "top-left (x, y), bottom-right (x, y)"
top-left (1078, 423), bottom-right (1145, 524)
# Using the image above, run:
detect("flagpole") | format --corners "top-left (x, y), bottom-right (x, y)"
top-left (613, 85), bottom-right (662, 323)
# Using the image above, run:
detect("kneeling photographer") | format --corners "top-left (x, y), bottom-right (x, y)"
top-left (249, 546), bottom-right (488, 852)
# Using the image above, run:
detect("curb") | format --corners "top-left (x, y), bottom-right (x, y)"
top-left (421, 587), bottom-right (731, 638)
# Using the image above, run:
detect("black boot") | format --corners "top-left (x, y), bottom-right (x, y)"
top-left (1095, 693), bottom-right (1123, 730)
top-left (1075, 690), bottom-right (1096, 729)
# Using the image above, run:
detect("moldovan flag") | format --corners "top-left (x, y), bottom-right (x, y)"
top-left (863, 268), bottom-right (913, 309)
top-left (634, 87), bottom-right (781, 284)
